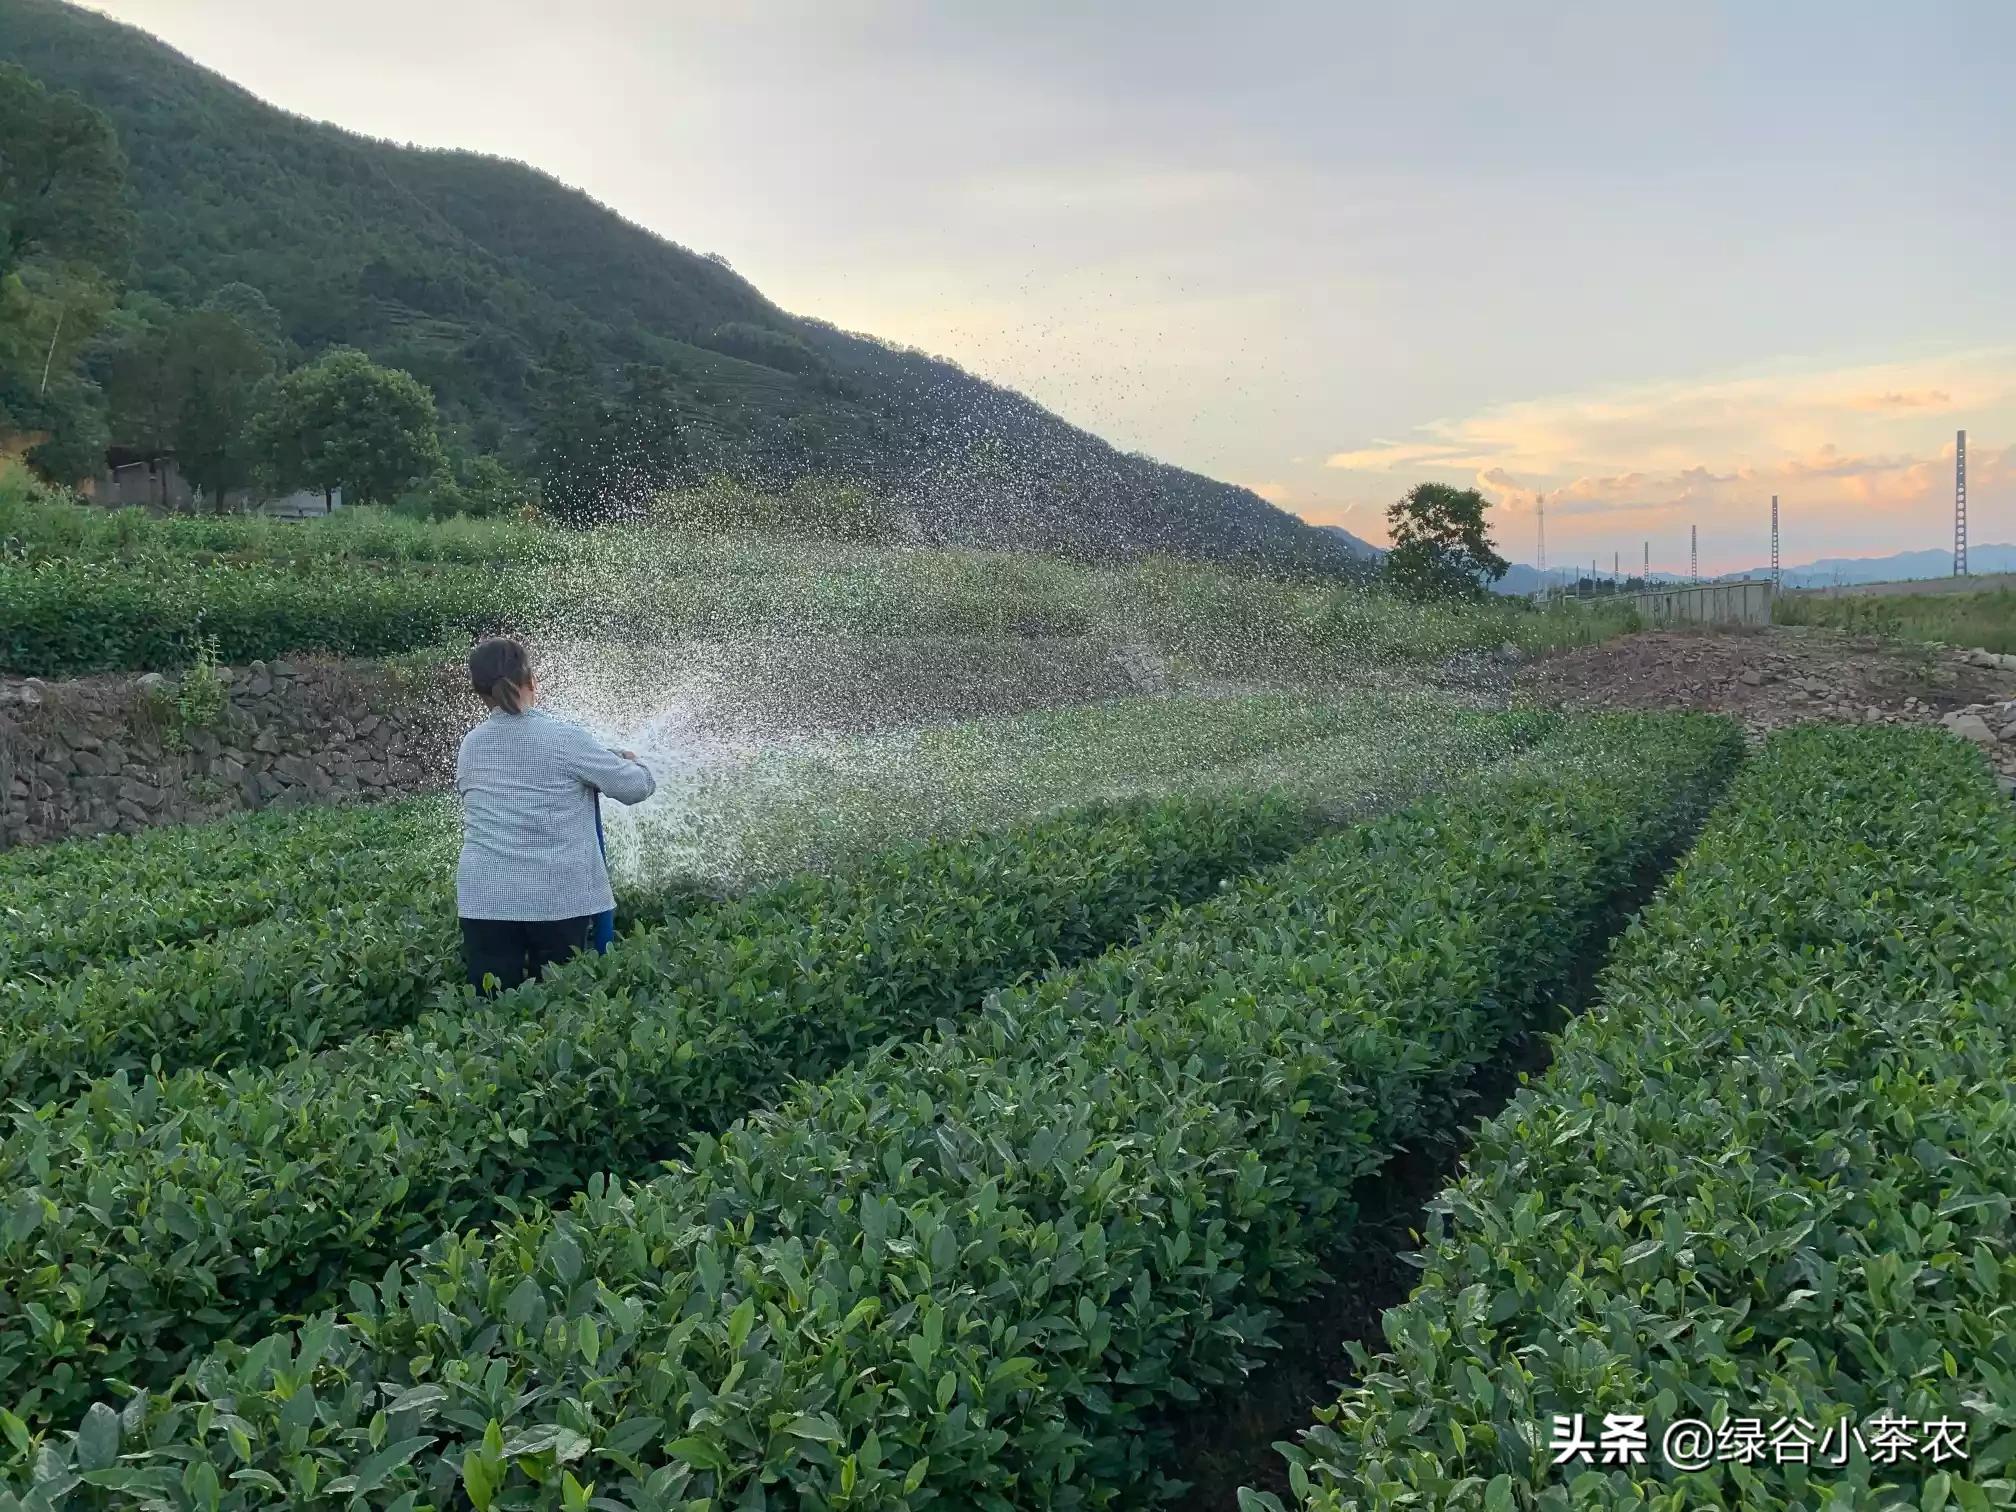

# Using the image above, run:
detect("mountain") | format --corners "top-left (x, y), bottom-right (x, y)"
top-left (1740, 545), bottom-right (2016, 588)
top-left (0, 0), bottom-right (1360, 572)
top-left (1487, 545), bottom-right (2016, 596)
top-left (1319, 524), bottom-right (1385, 558)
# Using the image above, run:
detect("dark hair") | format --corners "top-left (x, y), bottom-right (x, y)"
top-left (469, 636), bottom-right (533, 713)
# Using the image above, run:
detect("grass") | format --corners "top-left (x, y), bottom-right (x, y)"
top-left (1775, 585), bottom-right (2016, 653)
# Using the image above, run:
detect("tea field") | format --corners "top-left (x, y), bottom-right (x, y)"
top-left (0, 484), bottom-right (1625, 682)
top-left (0, 709), bottom-right (2010, 1511)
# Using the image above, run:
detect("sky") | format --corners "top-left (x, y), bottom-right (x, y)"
top-left (79, 0), bottom-right (2016, 571)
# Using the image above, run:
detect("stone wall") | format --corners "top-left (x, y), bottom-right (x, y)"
top-left (2, 632), bottom-right (1179, 850)
top-left (0, 657), bottom-right (475, 849)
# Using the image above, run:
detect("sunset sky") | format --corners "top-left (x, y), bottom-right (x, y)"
top-left (82, 0), bottom-right (2014, 572)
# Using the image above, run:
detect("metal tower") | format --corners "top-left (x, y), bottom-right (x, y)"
top-left (1691, 525), bottom-right (1698, 583)
top-left (1771, 495), bottom-right (1780, 589)
top-left (1956, 430), bottom-right (1968, 577)
top-left (1613, 550), bottom-right (1619, 584)
top-left (1536, 492), bottom-right (1547, 578)
top-left (1643, 540), bottom-right (1649, 581)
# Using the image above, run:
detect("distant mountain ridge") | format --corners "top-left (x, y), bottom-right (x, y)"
top-left (1319, 524), bottom-right (1385, 558)
top-left (1489, 545), bottom-right (2016, 595)
top-left (0, 0), bottom-right (1361, 572)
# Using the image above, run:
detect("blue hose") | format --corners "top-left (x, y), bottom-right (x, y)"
top-left (591, 794), bottom-right (615, 953)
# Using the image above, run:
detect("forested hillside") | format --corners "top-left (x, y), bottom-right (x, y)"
top-left (0, 0), bottom-right (1356, 569)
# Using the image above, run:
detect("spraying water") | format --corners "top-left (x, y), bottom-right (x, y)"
top-left (528, 638), bottom-right (771, 885)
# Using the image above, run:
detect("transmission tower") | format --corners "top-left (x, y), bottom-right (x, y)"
top-left (1642, 540), bottom-right (1649, 580)
top-left (1613, 550), bottom-right (1619, 584)
top-left (1536, 492), bottom-right (1547, 579)
top-left (1771, 495), bottom-right (1780, 589)
top-left (1691, 525), bottom-right (1698, 584)
top-left (1956, 430), bottom-right (1968, 577)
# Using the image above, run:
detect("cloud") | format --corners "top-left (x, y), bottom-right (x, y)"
top-left (1323, 439), bottom-right (1482, 471)
top-left (1309, 349), bottom-right (2016, 571)
top-left (1846, 389), bottom-right (1954, 411)
top-left (1238, 480), bottom-right (1295, 505)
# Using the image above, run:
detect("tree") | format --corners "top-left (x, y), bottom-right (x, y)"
top-left (99, 301), bottom-right (278, 507)
top-left (254, 348), bottom-right (445, 507)
top-left (0, 66), bottom-right (131, 481)
top-left (0, 261), bottom-right (117, 480)
top-left (173, 308), bottom-right (278, 507)
top-left (533, 356), bottom-right (690, 523)
top-left (1381, 482), bottom-right (1509, 602)
top-left (202, 283), bottom-right (288, 357)
top-left (0, 64), bottom-right (133, 279)
top-left (100, 303), bottom-right (183, 457)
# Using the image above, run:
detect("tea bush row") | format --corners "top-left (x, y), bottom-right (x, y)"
top-left (0, 804), bottom-right (448, 980)
top-left (0, 786), bottom-right (1332, 1432)
top-left (0, 714), bottom-right (1740, 1506)
top-left (1267, 726), bottom-right (2016, 1511)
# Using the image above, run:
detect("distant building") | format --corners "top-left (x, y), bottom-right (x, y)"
top-left (80, 448), bottom-right (340, 516)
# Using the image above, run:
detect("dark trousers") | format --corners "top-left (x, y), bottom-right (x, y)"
top-left (460, 915), bottom-right (592, 995)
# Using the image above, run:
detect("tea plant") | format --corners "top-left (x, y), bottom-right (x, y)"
top-left (0, 714), bottom-right (1740, 1506)
top-left (0, 785), bottom-right (1336, 1431)
top-left (1266, 726), bottom-right (2016, 1511)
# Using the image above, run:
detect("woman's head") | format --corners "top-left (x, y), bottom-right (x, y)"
top-left (469, 637), bottom-right (536, 713)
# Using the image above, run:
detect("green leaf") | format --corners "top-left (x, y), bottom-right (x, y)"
top-left (76, 1403), bottom-right (121, 1473)
top-left (667, 1435), bottom-right (729, 1471)
top-left (727, 1297), bottom-right (756, 1352)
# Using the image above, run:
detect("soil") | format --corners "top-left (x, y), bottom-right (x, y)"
top-left (1507, 625), bottom-right (2016, 778)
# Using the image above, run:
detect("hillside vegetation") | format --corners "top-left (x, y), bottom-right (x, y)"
top-left (0, 0), bottom-right (1354, 569)
top-left (0, 479), bottom-right (1625, 679)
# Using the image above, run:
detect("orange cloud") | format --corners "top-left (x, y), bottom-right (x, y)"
top-left (1311, 350), bottom-right (2015, 572)
top-left (1845, 389), bottom-right (1954, 412)
top-left (1238, 480), bottom-right (1295, 505)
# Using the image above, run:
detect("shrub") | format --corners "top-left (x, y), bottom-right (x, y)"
top-left (1266, 726), bottom-right (2016, 1511)
top-left (0, 786), bottom-right (1336, 1431)
top-left (0, 715), bottom-right (1742, 1506)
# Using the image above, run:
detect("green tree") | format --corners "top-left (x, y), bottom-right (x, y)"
top-left (202, 283), bottom-right (288, 357)
top-left (0, 63), bottom-right (132, 278)
top-left (100, 303), bottom-right (183, 456)
top-left (1381, 482), bottom-right (1509, 602)
top-left (534, 357), bottom-right (689, 523)
top-left (0, 65), bottom-right (131, 480)
top-left (0, 261), bottom-right (117, 480)
top-left (173, 308), bottom-right (277, 507)
top-left (254, 348), bottom-right (445, 507)
top-left (100, 301), bottom-right (278, 506)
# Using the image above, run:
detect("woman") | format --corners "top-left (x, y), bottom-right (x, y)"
top-left (456, 636), bottom-right (655, 993)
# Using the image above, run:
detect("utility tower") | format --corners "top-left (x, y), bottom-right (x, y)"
top-left (1955, 430), bottom-right (1968, 577)
top-left (1536, 492), bottom-right (1547, 579)
top-left (1643, 540), bottom-right (1649, 580)
top-left (1771, 495), bottom-right (1780, 589)
top-left (1613, 550), bottom-right (1619, 583)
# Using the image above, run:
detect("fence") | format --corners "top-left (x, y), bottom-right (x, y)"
top-left (1553, 578), bottom-right (1775, 628)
